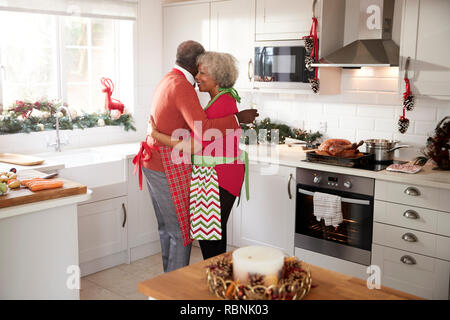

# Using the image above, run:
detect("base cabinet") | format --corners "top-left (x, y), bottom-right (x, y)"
top-left (372, 244), bottom-right (450, 300)
top-left (233, 163), bottom-right (296, 255)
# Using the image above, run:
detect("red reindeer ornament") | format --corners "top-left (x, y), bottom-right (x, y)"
top-left (101, 77), bottom-right (124, 114)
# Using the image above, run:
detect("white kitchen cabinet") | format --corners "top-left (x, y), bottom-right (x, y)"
top-left (372, 179), bottom-right (450, 300)
top-left (255, 0), bottom-right (317, 41)
top-left (78, 196), bottom-right (128, 276)
top-left (233, 162), bottom-right (296, 255)
top-left (126, 158), bottom-right (160, 261)
top-left (163, 1), bottom-right (211, 74)
top-left (400, 0), bottom-right (450, 99)
top-left (210, 0), bottom-right (255, 90)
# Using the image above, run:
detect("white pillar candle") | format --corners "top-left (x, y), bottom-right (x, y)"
top-left (232, 246), bottom-right (284, 286)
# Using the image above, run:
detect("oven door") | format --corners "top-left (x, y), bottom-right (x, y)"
top-left (295, 184), bottom-right (373, 266)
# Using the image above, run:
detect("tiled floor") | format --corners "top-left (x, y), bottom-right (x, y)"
top-left (80, 245), bottom-right (204, 300)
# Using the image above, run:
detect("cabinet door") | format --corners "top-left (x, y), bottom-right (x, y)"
top-left (255, 0), bottom-right (315, 40)
top-left (77, 196), bottom-right (128, 264)
top-left (234, 163), bottom-right (296, 255)
top-left (400, 0), bottom-right (450, 99)
top-left (163, 2), bottom-right (210, 74)
top-left (210, 0), bottom-right (255, 90)
top-left (127, 159), bottom-right (159, 249)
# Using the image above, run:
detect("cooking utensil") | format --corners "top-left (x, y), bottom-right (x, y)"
top-left (364, 139), bottom-right (409, 162)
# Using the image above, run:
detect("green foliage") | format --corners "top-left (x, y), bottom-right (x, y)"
top-left (240, 117), bottom-right (322, 145)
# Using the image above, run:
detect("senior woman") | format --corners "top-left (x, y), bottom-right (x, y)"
top-left (149, 51), bottom-right (248, 259)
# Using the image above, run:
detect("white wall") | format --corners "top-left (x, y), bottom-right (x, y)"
top-left (239, 67), bottom-right (450, 160)
top-left (0, 0), bottom-right (163, 154)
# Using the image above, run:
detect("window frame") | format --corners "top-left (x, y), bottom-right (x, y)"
top-left (0, 11), bottom-right (130, 115)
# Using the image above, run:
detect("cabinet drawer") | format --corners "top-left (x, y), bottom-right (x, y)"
top-left (374, 200), bottom-right (449, 236)
top-left (373, 222), bottom-right (449, 260)
top-left (375, 180), bottom-right (450, 212)
top-left (372, 244), bottom-right (450, 300)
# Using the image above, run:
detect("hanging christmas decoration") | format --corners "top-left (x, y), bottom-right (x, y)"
top-left (398, 108), bottom-right (410, 134)
top-left (304, 13), bottom-right (319, 94)
top-left (101, 77), bottom-right (124, 114)
top-left (398, 57), bottom-right (413, 134)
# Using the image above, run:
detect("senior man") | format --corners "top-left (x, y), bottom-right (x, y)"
top-left (134, 40), bottom-right (258, 272)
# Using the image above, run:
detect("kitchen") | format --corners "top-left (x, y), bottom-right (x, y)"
top-left (0, 0), bottom-right (449, 302)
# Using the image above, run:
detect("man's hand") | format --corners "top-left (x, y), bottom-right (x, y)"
top-left (236, 109), bottom-right (259, 124)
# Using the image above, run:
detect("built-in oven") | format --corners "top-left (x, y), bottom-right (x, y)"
top-left (295, 167), bottom-right (375, 266)
top-left (253, 41), bottom-right (314, 89)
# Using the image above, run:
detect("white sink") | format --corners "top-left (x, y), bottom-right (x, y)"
top-left (35, 149), bottom-right (126, 187)
top-left (36, 149), bottom-right (123, 168)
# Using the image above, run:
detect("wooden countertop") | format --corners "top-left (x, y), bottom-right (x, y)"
top-left (138, 253), bottom-right (421, 300)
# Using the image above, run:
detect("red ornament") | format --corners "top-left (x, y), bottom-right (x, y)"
top-left (101, 77), bottom-right (124, 114)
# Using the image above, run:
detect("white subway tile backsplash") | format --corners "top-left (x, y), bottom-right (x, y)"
top-left (325, 128), bottom-right (356, 142)
top-left (374, 119), bottom-right (396, 132)
top-left (357, 104), bottom-right (396, 119)
top-left (414, 121), bottom-right (437, 136)
top-left (376, 92), bottom-right (402, 105)
top-left (394, 106), bottom-right (437, 121)
top-left (393, 133), bottom-right (428, 146)
top-left (357, 130), bottom-right (393, 142)
top-left (340, 116), bottom-right (375, 130)
top-left (324, 103), bottom-right (357, 116)
top-left (339, 91), bottom-right (379, 104)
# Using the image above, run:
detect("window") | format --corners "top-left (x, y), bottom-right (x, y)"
top-left (0, 10), bottom-right (134, 114)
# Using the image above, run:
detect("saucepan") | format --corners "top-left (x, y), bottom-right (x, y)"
top-left (364, 139), bottom-right (409, 162)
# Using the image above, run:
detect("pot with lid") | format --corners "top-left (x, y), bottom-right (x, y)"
top-left (364, 139), bottom-right (409, 162)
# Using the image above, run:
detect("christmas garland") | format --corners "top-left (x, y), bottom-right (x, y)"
top-left (241, 117), bottom-right (322, 146)
top-left (0, 99), bottom-right (136, 134)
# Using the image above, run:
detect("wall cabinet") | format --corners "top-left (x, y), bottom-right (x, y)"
top-left (233, 162), bottom-right (296, 255)
top-left (162, 1), bottom-right (211, 74)
top-left (210, 0), bottom-right (255, 90)
top-left (255, 0), bottom-right (316, 41)
top-left (372, 179), bottom-right (450, 300)
top-left (400, 0), bottom-right (450, 99)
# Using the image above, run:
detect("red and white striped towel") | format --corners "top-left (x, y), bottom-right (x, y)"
top-left (313, 192), bottom-right (343, 227)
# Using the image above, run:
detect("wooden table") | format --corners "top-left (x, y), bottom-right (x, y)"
top-left (138, 253), bottom-right (421, 300)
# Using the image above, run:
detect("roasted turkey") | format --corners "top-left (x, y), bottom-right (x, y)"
top-left (317, 139), bottom-right (364, 158)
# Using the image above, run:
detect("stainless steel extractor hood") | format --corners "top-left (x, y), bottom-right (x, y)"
top-left (314, 0), bottom-right (399, 68)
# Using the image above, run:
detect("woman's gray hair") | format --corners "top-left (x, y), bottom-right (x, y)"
top-left (197, 52), bottom-right (239, 88)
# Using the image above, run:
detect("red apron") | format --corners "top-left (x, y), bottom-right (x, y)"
top-left (133, 143), bottom-right (192, 247)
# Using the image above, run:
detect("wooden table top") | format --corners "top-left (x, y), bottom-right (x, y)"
top-left (138, 253), bottom-right (421, 300)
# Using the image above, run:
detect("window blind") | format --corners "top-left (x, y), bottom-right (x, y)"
top-left (0, 0), bottom-right (138, 20)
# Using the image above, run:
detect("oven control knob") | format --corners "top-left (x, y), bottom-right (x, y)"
top-left (343, 181), bottom-right (352, 189)
top-left (313, 176), bottom-right (321, 184)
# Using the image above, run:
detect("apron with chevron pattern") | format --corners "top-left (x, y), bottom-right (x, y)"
top-left (189, 88), bottom-right (249, 241)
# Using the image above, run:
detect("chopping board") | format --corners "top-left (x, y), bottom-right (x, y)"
top-left (0, 170), bottom-right (87, 209)
top-left (0, 153), bottom-right (45, 166)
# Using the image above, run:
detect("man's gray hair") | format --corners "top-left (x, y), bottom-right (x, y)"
top-left (176, 40), bottom-right (205, 70)
top-left (197, 52), bottom-right (239, 88)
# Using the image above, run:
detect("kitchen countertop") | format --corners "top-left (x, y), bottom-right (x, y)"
top-left (138, 252), bottom-right (421, 300)
top-left (3, 142), bottom-right (446, 190)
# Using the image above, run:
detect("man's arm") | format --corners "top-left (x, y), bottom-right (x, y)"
top-left (176, 84), bottom-right (258, 141)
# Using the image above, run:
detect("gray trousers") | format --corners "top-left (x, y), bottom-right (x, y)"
top-left (142, 167), bottom-right (192, 272)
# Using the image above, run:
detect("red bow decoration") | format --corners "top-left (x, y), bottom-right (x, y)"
top-left (403, 77), bottom-right (411, 100)
top-left (101, 77), bottom-right (124, 114)
top-left (132, 140), bottom-right (158, 190)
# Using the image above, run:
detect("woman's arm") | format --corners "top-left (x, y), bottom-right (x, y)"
top-left (149, 116), bottom-right (202, 154)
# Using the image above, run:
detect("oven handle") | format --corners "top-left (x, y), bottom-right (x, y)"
top-left (297, 188), bottom-right (371, 206)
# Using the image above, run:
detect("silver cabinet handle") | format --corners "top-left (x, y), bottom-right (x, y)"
top-left (248, 58), bottom-right (253, 81)
top-left (402, 232), bottom-right (418, 242)
top-left (400, 255), bottom-right (416, 265)
top-left (403, 209), bottom-right (419, 220)
top-left (288, 173), bottom-right (293, 199)
top-left (122, 203), bottom-right (127, 228)
top-left (404, 186), bottom-right (421, 196)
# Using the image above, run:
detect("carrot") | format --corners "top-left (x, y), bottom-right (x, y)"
top-left (27, 180), bottom-right (63, 192)
top-left (21, 178), bottom-right (47, 187)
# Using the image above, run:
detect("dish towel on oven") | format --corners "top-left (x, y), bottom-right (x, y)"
top-left (313, 192), bottom-right (343, 227)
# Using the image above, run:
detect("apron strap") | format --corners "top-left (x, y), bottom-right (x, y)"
top-left (132, 140), bottom-right (157, 190)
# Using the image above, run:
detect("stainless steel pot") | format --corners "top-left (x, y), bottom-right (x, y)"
top-left (364, 139), bottom-right (409, 162)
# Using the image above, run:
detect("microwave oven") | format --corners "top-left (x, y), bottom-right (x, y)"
top-left (252, 41), bottom-right (314, 89)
